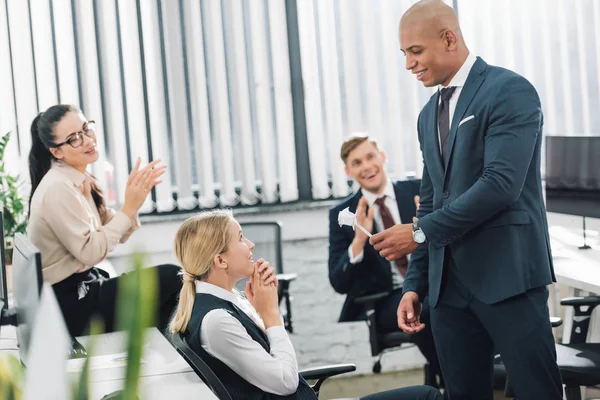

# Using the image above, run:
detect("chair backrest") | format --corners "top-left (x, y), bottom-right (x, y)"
top-left (170, 333), bottom-right (233, 400)
top-left (0, 211), bottom-right (8, 314)
top-left (12, 233), bottom-right (43, 365)
top-left (236, 222), bottom-right (283, 292)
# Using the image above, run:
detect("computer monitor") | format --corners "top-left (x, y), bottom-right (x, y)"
top-left (545, 136), bottom-right (600, 218)
top-left (0, 211), bottom-right (8, 316)
top-left (12, 233), bottom-right (43, 365)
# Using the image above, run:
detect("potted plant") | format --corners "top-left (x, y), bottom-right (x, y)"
top-left (0, 132), bottom-right (28, 289)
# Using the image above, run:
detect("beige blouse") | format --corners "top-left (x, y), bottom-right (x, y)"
top-left (28, 161), bottom-right (139, 284)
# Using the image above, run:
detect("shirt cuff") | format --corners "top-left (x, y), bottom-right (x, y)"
top-left (265, 325), bottom-right (288, 340)
top-left (348, 246), bottom-right (364, 264)
top-left (111, 211), bottom-right (134, 234)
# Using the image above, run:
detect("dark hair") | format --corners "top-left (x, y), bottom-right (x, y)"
top-left (28, 104), bottom-right (105, 216)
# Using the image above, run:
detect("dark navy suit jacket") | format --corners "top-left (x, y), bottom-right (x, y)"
top-left (328, 180), bottom-right (421, 322)
top-left (403, 57), bottom-right (556, 307)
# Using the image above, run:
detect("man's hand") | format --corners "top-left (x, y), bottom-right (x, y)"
top-left (397, 291), bottom-right (425, 334)
top-left (369, 223), bottom-right (419, 261)
top-left (354, 197), bottom-right (374, 243)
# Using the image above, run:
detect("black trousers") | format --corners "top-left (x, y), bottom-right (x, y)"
top-left (376, 288), bottom-right (443, 379)
top-left (52, 264), bottom-right (182, 337)
top-left (430, 259), bottom-right (563, 400)
top-left (360, 386), bottom-right (443, 400)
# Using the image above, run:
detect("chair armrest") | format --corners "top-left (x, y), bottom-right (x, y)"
top-left (561, 296), bottom-right (600, 307)
top-left (354, 292), bottom-right (390, 305)
top-left (550, 317), bottom-right (563, 328)
top-left (561, 296), bottom-right (600, 344)
top-left (276, 273), bottom-right (298, 283)
top-left (300, 364), bottom-right (356, 394)
top-left (300, 363), bottom-right (356, 380)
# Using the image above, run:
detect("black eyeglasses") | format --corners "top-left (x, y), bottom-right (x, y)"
top-left (53, 121), bottom-right (97, 148)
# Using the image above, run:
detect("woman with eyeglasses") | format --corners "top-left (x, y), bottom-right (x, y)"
top-left (27, 104), bottom-right (181, 337)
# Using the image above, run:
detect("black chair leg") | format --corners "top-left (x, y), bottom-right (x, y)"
top-left (284, 292), bottom-right (293, 333)
top-left (424, 363), bottom-right (440, 389)
top-left (372, 353), bottom-right (383, 374)
top-left (564, 386), bottom-right (582, 400)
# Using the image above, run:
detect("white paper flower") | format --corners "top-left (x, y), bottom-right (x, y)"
top-left (338, 207), bottom-right (356, 228)
top-left (337, 207), bottom-right (372, 237)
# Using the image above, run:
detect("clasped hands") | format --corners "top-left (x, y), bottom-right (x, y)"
top-left (244, 259), bottom-right (281, 328)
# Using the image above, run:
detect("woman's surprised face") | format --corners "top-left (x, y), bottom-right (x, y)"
top-left (220, 220), bottom-right (256, 280)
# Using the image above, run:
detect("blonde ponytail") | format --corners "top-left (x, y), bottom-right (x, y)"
top-left (170, 276), bottom-right (197, 333)
top-left (169, 210), bottom-right (233, 334)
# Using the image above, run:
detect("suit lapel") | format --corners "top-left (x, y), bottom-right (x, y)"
top-left (444, 58), bottom-right (487, 174)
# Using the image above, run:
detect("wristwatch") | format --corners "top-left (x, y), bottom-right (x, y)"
top-left (412, 220), bottom-right (426, 244)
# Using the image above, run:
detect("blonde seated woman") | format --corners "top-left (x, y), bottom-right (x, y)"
top-left (170, 210), bottom-right (443, 400)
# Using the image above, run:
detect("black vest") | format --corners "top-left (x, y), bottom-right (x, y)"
top-left (186, 293), bottom-right (317, 400)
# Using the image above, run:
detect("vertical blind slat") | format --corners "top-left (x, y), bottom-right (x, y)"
top-left (247, 0), bottom-right (278, 203)
top-left (6, 1), bottom-right (37, 178)
top-left (0, 2), bottom-right (19, 176)
top-left (316, 0), bottom-right (348, 198)
top-left (160, 0), bottom-right (195, 210)
top-left (95, 0), bottom-right (130, 206)
top-left (556, 0), bottom-right (574, 133)
top-left (226, 0), bottom-right (259, 205)
top-left (138, 0), bottom-right (175, 212)
top-left (296, 0), bottom-right (330, 199)
top-left (538, 0), bottom-right (558, 134)
top-left (336, 1), bottom-right (364, 133)
top-left (267, 0), bottom-right (299, 202)
top-left (52, 0), bottom-right (79, 104)
top-left (181, 0), bottom-right (217, 209)
top-left (574, 0), bottom-right (591, 135)
top-left (73, 0), bottom-right (109, 205)
top-left (116, 0), bottom-right (153, 213)
top-left (379, 0), bottom-right (406, 180)
top-left (29, 0), bottom-right (58, 110)
top-left (203, 0), bottom-right (238, 206)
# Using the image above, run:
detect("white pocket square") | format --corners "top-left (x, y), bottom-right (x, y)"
top-left (458, 115), bottom-right (475, 127)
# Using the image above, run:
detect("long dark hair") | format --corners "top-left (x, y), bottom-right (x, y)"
top-left (28, 104), bottom-right (106, 216)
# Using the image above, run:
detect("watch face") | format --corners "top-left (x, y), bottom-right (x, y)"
top-left (413, 230), bottom-right (426, 243)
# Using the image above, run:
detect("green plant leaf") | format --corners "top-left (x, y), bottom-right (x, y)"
top-left (115, 252), bottom-right (157, 400)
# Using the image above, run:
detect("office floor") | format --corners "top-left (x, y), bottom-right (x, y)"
top-left (319, 368), bottom-right (600, 400)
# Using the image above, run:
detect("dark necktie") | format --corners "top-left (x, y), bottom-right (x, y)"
top-left (438, 86), bottom-right (457, 163)
top-left (374, 196), bottom-right (408, 277)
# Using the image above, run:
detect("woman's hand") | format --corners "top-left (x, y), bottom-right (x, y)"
top-left (244, 259), bottom-right (278, 303)
top-left (121, 157), bottom-right (166, 218)
top-left (246, 261), bottom-right (281, 328)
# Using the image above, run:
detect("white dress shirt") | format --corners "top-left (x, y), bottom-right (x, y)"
top-left (437, 52), bottom-right (478, 153)
top-left (195, 281), bottom-right (299, 396)
top-left (348, 180), bottom-right (405, 287)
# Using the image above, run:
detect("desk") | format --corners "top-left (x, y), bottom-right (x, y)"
top-left (551, 226), bottom-right (600, 293)
top-left (70, 328), bottom-right (192, 382)
top-left (87, 372), bottom-right (216, 399)
top-left (67, 328), bottom-right (218, 399)
top-left (0, 324), bottom-right (217, 399)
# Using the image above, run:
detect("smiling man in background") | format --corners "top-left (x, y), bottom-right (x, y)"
top-left (328, 133), bottom-right (442, 387)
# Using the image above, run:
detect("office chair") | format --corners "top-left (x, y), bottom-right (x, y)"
top-left (353, 291), bottom-right (441, 387)
top-left (499, 298), bottom-right (600, 400)
top-left (169, 333), bottom-right (357, 399)
top-left (238, 222), bottom-right (297, 333)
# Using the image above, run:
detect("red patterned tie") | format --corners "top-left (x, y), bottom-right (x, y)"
top-left (374, 196), bottom-right (408, 277)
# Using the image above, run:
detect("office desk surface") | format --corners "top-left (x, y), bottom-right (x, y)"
top-left (550, 226), bottom-right (600, 293)
top-left (69, 328), bottom-right (193, 382)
